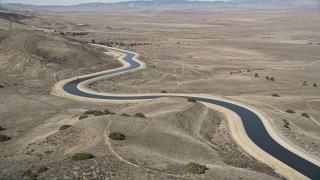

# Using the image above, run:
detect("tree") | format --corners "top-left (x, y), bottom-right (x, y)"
top-left (270, 77), bottom-right (275, 81)
top-left (92, 39), bottom-right (96, 43)
top-left (255, 73), bottom-right (259, 77)
top-left (265, 76), bottom-right (269, 80)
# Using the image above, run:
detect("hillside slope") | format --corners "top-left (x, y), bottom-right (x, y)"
top-left (0, 29), bottom-right (121, 82)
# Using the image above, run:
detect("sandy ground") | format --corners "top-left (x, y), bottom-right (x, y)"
top-left (1, 9), bottom-right (320, 180)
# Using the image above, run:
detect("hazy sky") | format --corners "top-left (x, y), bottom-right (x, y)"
top-left (1, 0), bottom-right (225, 6)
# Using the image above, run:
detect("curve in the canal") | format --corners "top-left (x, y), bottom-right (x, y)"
top-left (63, 46), bottom-right (320, 179)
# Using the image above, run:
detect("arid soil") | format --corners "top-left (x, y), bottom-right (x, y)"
top-left (0, 9), bottom-right (319, 179)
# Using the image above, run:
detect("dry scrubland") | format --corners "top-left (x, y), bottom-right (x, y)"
top-left (0, 9), bottom-right (319, 179)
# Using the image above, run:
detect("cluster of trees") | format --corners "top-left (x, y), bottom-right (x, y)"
top-left (92, 39), bottom-right (152, 47)
top-left (59, 31), bottom-right (89, 36)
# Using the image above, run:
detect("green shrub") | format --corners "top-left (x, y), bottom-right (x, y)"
top-left (94, 111), bottom-right (105, 116)
top-left (37, 166), bottom-right (48, 173)
top-left (79, 114), bottom-right (88, 120)
top-left (134, 113), bottom-right (146, 118)
top-left (22, 170), bottom-right (38, 180)
top-left (0, 134), bottom-right (11, 142)
top-left (187, 98), bottom-right (196, 102)
top-left (161, 90), bottom-right (167, 93)
top-left (104, 109), bottom-right (115, 115)
top-left (185, 162), bottom-right (208, 174)
top-left (301, 113), bottom-right (309, 118)
top-left (272, 94), bottom-right (280, 97)
top-left (84, 110), bottom-right (98, 114)
top-left (0, 126), bottom-right (5, 131)
top-left (59, 125), bottom-right (71, 131)
top-left (286, 110), bottom-right (295, 114)
top-left (282, 119), bottom-right (290, 129)
top-left (108, 132), bottom-right (125, 140)
top-left (121, 113), bottom-right (130, 117)
top-left (71, 153), bottom-right (94, 161)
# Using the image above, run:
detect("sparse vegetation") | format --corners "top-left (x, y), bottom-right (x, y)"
top-left (22, 170), bottom-right (38, 180)
top-left (286, 110), bottom-right (295, 114)
top-left (59, 125), bottom-right (71, 131)
top-left (121, 113), bottom-right (130, 117)
top-left (161, 90), bottom-right (167, 93)
top-left (272, 94), bottom-right (280, 97)
top-left (0, 126), bottom-right (5, 131)
top-left (303, 81), bottom-right (308, 86)
top-left (71, 153), bottom-right (94, 161)
top-left (185, 162), bottom-right (208, 174)
top-left (282, 119), bottom-right (290, 129)
top-left (84, 110), bottom-right (99, 114)
top-left (104, 109), bottom-right (115, 115)
top-left (0, 134), bottom-right (11, 142)
top-left (37, 166), bottom-right (48, 174)
top-left (187, 98), bottom-right (196, 102)
top-left (108, 132), bottom-right (125, 140)
top-left (79, 114), bottom-right (88, 120)
top-left (301, 113), bottom-right (309, 118)
top-left (134, 113), bottom-right (146, 118)
top-left (94, 110), bottom-right (105, 116)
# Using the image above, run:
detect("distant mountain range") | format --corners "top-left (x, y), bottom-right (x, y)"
top-left (1, 0), bottom-right (319, 11)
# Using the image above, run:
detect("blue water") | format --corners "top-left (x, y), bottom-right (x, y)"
top-left (63, 46), bottom-right (320, 179)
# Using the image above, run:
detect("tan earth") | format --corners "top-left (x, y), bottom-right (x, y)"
top-left (0, 8), bottom-right (319, 180)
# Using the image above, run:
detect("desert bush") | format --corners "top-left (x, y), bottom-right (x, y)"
top-left (272, 94), bottom-right (280, 97)
top-left (265, 76), bottom-right (269, 80)
top-left (303, 81), bottom-right (308, 86)
top-left (37, 166), bottom-right (48, 173)
top-left (134, 113), bottom-right (146, 118)
top-left (59, 125), bottom-right (71, 131)
top-left (313, 83), bottom-right (317, 87)
top-left (104, 109), bottom-right (115, 115)
top-left (108, 132), bottom-right (125, 140)
top-left (270, 77), bottom-right (275, 81)
top-left (255, 73), bottom-right (259, 77)
top-left (286, 110), bottom-right (295, 114)
top-left (84, 110), bottom-right (98, 114)
top-left (22, 170), bottom-right (38, 180)
top-left (0, 126), bottom-right (5, 131)
top-left (0, 84), bottom-right (4, 88)
top-left (71, 153), bottom-right (94, 161)
top-left (187, 98), bottom-right (196, 102)
top-left (91, 39), bottom-right (96, 43)
top-left (161, 90), bottom-right (167, 93)
top-left (301, 113), bottom-right (309, 118)
top-left (121, 113), bottom-right (130, 117)
top-left (94, 110), bottom-right (105, 116)
top-left (282, 119), bottom-right (290, 129)
top-left (0, 134), bottom-right (11, 142)
top-left (185, 162), bottom-right (208, 174)
top-left (79, 114), bottom-right (88, 120)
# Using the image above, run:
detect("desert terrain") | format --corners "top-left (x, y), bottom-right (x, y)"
top-left (0, 4), bottom-right (319, 180)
